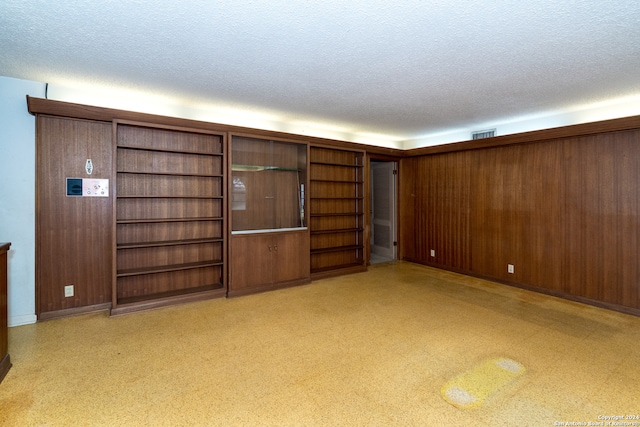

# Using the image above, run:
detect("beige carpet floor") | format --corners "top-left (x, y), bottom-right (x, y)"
top-left (1, 261), bottom-right (639, 426)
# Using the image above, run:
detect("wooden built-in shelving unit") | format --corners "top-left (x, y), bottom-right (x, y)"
top-left (112, 122), bottom-right (227, 314)
top-left (309, 145), bottom-right (366, 278)
top-left (27, 96), bottom-right (640, 318)
top-left (228, 134), bottom-right (310, 296)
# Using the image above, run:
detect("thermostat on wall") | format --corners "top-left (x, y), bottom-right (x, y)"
top-left (66, 178), bottom-right (109, 197)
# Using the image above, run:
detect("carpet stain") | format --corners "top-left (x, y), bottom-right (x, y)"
top-left (0, 391), bottom-right (34, 426)
top-left (441, 357), bottom-right (525, 409)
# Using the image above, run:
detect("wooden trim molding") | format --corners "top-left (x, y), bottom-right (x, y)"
top-left (26, 96), bottom-right (402, 157)
top-left (38, 303), bottom-right (112, 322)
top-left (27, 96), bottom-right (640, 157)
top-left (227, 277), bottom-right (311, 298)
top-left (405, 114), bottom-right (640, 156)
top-left (406, 258), bottom-right (640, 317)
top-left (110, 289), bottom-right (226, 316)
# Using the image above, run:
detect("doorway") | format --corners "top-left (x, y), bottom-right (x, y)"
top-left (370, 161), bottom-right (397, 264)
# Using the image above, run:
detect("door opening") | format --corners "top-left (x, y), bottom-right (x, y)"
top-left (370, 161), bottom-right (397, 264)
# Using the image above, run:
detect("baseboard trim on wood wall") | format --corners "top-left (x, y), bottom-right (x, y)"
top-left (38, 303), bottom-right (112, 322)
top-left (494, 277), bottom-right (640, 318)
top-left (110, 288), bottom-right (227, 317)
top-left (227, 277), bottom-right (312, 298)
top-left (404, 259), bottom-right (640, 318)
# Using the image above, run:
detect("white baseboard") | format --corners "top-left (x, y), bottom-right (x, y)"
top-left (9, 314), bottom-right (37, 327)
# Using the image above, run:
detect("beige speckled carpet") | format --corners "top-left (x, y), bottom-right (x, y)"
top-left (1, 262), bottom-right (639, 426)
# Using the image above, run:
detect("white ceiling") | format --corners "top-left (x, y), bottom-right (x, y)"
top-left (2, 1), bottom-right (640, 146)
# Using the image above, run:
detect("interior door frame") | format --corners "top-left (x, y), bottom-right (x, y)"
top-left (367, 154), bottom-right (401, 264)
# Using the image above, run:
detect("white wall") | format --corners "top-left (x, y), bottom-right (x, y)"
top-left (0, 76), bottom-right (46, 326)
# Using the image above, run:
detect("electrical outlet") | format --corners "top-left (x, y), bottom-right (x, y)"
top-left (64, 285), bottom-right (74, 297)
top-left (507, 264), bottom-right (515, 274)
top-left (430, 249), bottom-right (435, 257)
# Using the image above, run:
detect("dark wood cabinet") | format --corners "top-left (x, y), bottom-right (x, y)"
top-left (309, 145), bottom-right (366, 278)
top-left (229, 135), bottom-right (310, 296)
top-left (112, 121), bottom-right (227, 314)
top-left (229, 230), bottom-right (310, 296)
top-left (1, 242), bottom-right (11, 384)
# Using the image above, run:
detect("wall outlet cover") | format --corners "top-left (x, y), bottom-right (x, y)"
top-left (64, 285), bottom-right (74, 297)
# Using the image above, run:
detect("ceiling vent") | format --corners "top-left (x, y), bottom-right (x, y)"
top-left (471, 129), bottom-right (496, 140)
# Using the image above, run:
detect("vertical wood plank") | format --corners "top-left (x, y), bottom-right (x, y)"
top-left (564, 135), bottom-right (612, 301)
top-left (521, 142), bottom-right (565, 292)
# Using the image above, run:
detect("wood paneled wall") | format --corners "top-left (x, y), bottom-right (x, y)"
top-left (36, 116), bottom-right (113, 318)
top-left (401, 151), bottom-right (472, 272)
top-left (30, 97), bottom-right (640, 316)
top-left (400, 130), bottom-right (640, 314)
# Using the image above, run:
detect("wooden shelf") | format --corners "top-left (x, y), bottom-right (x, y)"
top-left (117, 217), bottom-right (223, 224)
top-left (311, 212), bottom-right (364, 217)
top-left (311, 196), bottom-right (364, 200)
top-left (310, 179), bottom-right (364, 184)
top-left (114, 123), bottom-right (226, 312)
top-left (311, 245), bottom-right (364, 255)
top-left (117, 238), bottom-right (223, 249)
top-left (117, 170), bottom-right (223, 178)
top-left (117, 260), bottom-right (223, 278)
top-left (232, 164), bottom-right (302, 172)
top-left (309, 145), bottom-right (365, 275)
top-left (311, 228), bottom-right (364, 235)
top-left (116, 195), bottom-right (223, 199)
top-left (116, 284), bottom-right (223, 306)
top-left (310, 161), bottom-right (363, 167)
top-left (117, 144), bottom-right (223, 156)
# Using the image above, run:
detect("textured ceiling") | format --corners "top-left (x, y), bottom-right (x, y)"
top-left (2, 1), bottom-right (640, 144)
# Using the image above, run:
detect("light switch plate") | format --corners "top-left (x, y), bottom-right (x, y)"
top-left (82, 178), bottom-right (109, 197)
top-left (67, 178), bottom-right (109, 197)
